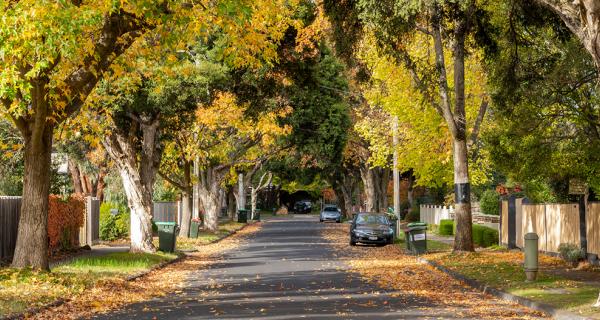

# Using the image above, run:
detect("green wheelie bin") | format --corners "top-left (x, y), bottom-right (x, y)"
top-left (156, 222), bottom-right (178, 252)
top-left (238, 209), bottom-right (248, 223)
top-left (406, 222), bottom-right (428, 254)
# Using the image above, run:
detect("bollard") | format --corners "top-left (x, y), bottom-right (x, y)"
top-left (524, 233), bottom-right (539, 281)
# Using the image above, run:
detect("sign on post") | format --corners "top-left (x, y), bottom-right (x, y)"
top-left (569, 179), bottom-right (588, 195)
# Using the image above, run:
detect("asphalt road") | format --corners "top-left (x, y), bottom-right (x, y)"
top-left (90, 215), bottom-right (525, 319)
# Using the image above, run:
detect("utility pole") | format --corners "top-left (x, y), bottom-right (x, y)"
top-left (393, 115), bottom-right (401, 219)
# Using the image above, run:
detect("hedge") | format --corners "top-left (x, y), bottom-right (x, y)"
top-left (48, 195), bottom-right (85, 252)
top-left (438, 219), bottom-right (454, 236)
top-left (472, 224), bottom-right (499, 247)
top-left (437, 220), bottom-right (499, 247)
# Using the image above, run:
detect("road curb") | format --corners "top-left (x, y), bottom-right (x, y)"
top-left (1, 221), bottom-right (259, 320)
top-left (417, 257), bottom-right (591, 320)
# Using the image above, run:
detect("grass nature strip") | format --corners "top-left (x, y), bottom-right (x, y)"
top-left (321, 223), bottom-right (546, 319)
top-left (0, 222), bottom-right (260, 319)
top-left (428, 251), bottom-right (600, 319)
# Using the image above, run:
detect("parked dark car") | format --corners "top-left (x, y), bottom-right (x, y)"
top-left (320, 205), bottom-right (341, 223)
top-left (349, 213), bottom-right (394, 246)
top-left (293, 200), bottom-right (312, 214)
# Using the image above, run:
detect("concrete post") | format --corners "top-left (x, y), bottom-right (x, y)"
top-left (524, 232), bottom-right (539, 281)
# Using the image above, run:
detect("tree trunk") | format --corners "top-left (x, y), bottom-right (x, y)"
top-left (378, 168), bottom-right (390, 212)
top-left (178, 161), bottom-right (193, 238)
top-left (452, 138), bottom-right (474, 251)
top-left (340, 177), bottom-right (354, 219)
top-left (11, 123), bottom-right (53, 270)
top-left (199, 168), bottom-right (223, 232)
top-left (120, 168), bottom-right (155, 252)
top-left (102, 118), bottom-right (161, 253)
top-left (250, 187), bottom-right (258, 220)
top-left (360, 166), bottom-right (377, 212)
top-left (227, 187), bottom-right (236, 220)
top-left (407, 174), bottom-right (414, 207)
top-left (68, 158), bottom-right (84, 194)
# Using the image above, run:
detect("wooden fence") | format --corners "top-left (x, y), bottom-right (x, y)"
top-left (419, 204), bottom-right (500, 230)
top-left (501, 198), bottom-right (599, 257)
top-left (79, 197), bottom-right (100, 247)
top-left (153, 201), bottom-right (181, 224)
top-left (0, 196), bottom-right (21, 261)
top-left (0, 196), bottom-right (100, 261)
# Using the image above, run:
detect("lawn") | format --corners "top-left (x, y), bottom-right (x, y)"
top-left (174, 220), bottom-right (248, 250)
top-left (0, 251), bottom-right (178, 317)
top-left (427, 250), bottom-right (600, 319)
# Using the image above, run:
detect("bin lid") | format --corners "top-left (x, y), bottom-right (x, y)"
top-left (407, 222), bottom-right (427, 227)
top-left (155, 221), bottom-right (177, 226)
top-left (409, 226), bottom-right (427, 231)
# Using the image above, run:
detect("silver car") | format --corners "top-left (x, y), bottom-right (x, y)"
top-left (320, 205), bottom-right (342, 223)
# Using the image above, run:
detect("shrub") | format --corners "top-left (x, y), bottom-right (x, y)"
top-left (481, 227), bottom-right (499, 247)
top-left (438, 219), bottom-right (454, 236)
top-left (479, 189), bottom-right (500, 215)
top-left (48, 195), bottom-right (85, 252)
top-left (471, 224), bottom-right (499, 247)
top-left (558, 243), bottom-right (585, 264)
top-left (405, 204), bottom-right (420, 222)
top-left (100, 202), bottom-right (130, 241)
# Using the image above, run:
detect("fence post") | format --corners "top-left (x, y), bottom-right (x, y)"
top-left (86, 196), bottom-right (93, 246)
top-left (507, 194), bottom-right (516, 249)
top-left (579, 195), bottom-right (588, 256)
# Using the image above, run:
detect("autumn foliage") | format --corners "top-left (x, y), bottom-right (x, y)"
top-left (48, 195), bottom-right (85, 252)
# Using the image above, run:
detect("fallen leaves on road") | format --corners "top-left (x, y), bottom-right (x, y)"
top-left (28, 223), bottom-right (262, 320)
top-left (321, 223), bottom-right (547, 319)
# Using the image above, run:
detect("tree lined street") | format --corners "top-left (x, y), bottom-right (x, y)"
top-left (89, 215), bottom-right (543, 320)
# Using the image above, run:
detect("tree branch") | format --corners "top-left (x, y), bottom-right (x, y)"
top-left (159, 171), bottom-right (186, 190)
top-left (57, 9), bottom-right (155, 122)
top-left (469, 99), bottom-right (488, 146)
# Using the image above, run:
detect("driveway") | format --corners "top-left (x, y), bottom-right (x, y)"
top-left (91, 215), bottom-right (539, 319)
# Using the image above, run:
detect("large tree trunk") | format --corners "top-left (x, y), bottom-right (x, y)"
top-left (178, 161), bottom-right (193, 238)
top-left (103, 118), bottom-right (161, 253)
top-left (11, 122), bottom-right (53, 270)
top-left (199, 167), bottom-right (223, 232)
top-left (120, 168), bottom-right (155, 252)
top-left (452, 138), bottom-right (474, 251)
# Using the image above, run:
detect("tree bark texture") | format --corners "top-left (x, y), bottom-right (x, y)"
top-left (102, 118), bottom-right (161, 253)
top-left (11, 115), bottom-right (53, 269)
top-left (198, 167), bottom-right (225, 232)
top-left (178, 161), bottom-right (193, 238)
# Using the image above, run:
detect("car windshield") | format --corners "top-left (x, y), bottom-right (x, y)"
top-left (324, 207), bottom-right (338, 212)
top-left (355, 214), bottom-right (388, 225)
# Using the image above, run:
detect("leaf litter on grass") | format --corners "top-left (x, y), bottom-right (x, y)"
top-left (320, 223), bottom-right (547, 319)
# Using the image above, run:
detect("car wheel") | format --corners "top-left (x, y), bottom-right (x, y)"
top-left (336, 219), bottom-right (341, 223)
top-left (320, 219), bottom-right (323, 222)
top-left (350, 240), bottom-right (356, 246)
